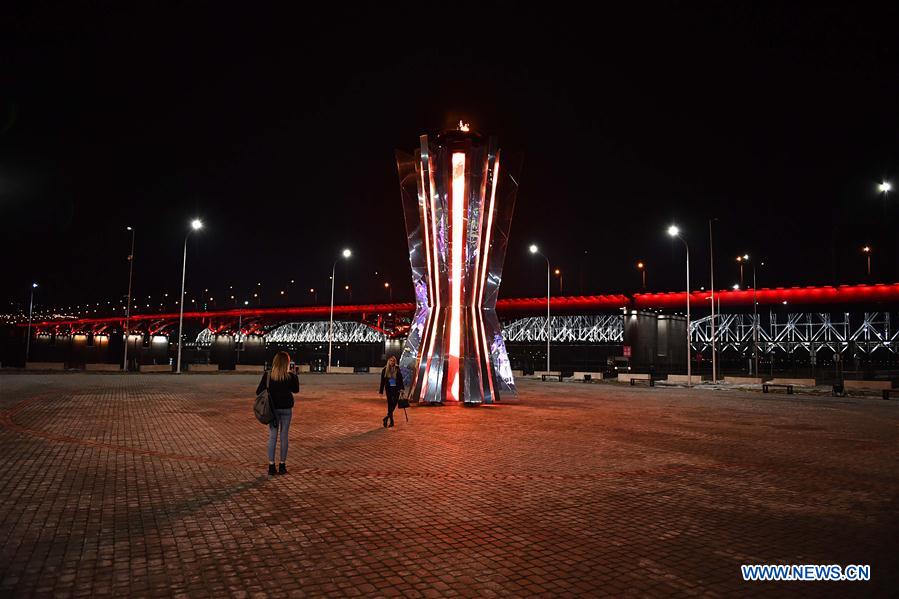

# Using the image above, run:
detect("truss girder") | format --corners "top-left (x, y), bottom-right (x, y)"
top-left (691, 312), bottom-right (896, 356)
top-left (195, 321), bottom-right (385, 346)
top-left (501, 315), bottom-right (624, 343)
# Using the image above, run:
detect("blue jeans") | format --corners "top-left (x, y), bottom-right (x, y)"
top-left (268, 408), bottom-right (292, 463)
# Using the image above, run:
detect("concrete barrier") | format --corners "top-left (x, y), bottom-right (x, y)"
top-left (725, 376), bottom-right (766, 384)
top-left (572, 371), bottom-right (603, 381)
top-left (85, 363), bottom-right (121, 372)
top-left (139, 364), bottom-right (171, 373)
top-left (511, 369), bottom-right (524, 378)
top-left (296, 364), bottom-right (311, 373)
top-left (770, 378), bottom-right (816, 387)
top-left (25, 362), bottom-right (66, 371)
top-left (327, 366), bottom-right (356, 374)
top-left (189, 364), bottom-right (218, 373)
top-left (665, 374), bottom-right (709, 383)
top-left (843, 380), bottom-right (894, 391)
top-left (235, 364), bottom-right (265, 373)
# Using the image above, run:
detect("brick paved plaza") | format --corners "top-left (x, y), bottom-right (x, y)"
top-left (0, 374), bottom-right (896, 597)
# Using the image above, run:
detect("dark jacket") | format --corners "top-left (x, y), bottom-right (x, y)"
top-left (379, 366), bottom-right (405, 395)
top-left (257, 371), bottom-right (299, 409)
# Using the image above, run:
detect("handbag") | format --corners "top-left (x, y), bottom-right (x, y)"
top-left (253, 372), bottom-right (277, 425)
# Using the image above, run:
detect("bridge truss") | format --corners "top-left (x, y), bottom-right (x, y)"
top-left (195, 321), bottom-right (385, 346)
top-left (691, 312), bottom-right (897, 358)
top-left (501, 315), bottom-right (624, 343)
top-left (190, 312), bottom-right (896, 358)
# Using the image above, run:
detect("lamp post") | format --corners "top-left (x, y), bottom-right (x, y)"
top-left (636, 261), bottom-right (646, 290)
top-left (708, 218), bottom-right (717, 383)
top-left (176, 219), bottom-right (203, 374)
top-left (309, 288), bottom-right (317, 304)
top-left (667, 225), bottom-right (691, 387)
top-left (879, 181), bottom-right (891, 218)
top-left (327, 248), bottom-right (352, 372)
top-left (236, 300), bottom-right (248, 364)
top-left (25, 283), bottom-right (38, 363)
top-left (384, 281), bottom-right (392, 301)
top-left (529, 244), bottom-right (551, 372)
top-left (736, 254), bottom-right (748, 288)
top-left (554, 269), bottom-right (563, 296)
top-left (862, 246), bottom-right (871, 277)
top-left (122, 226), bottom-right (135, 372)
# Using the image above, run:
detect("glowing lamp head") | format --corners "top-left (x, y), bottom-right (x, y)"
top-left (342, 248), bottom-right (352, 258)
top-left (190, 219), bottom-right (203, 230)
top-left (457, 120), bottom-right (470, 132)
top-left (636, 262), bottom-right (644, 269)
top-left (554, 269), bottom-right (560, 275)
top-left (126, 226), bottom-right (133, 231)
top-left (529, 244), bottom-right (539, 254)
top-left (879, 182), bottom-right (891, 192)
top-left (32, 282), bottom-right (38, 288)
top-left (384, 282), bottom-right (390, 288)
top-left (733, 284), bottom-right (740, 290)
top-left (862, 246), bottom-right (871, 253)
top-left (667, 225), bottom-right (680, 237)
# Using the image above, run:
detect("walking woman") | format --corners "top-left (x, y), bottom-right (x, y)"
top-left (256, 351), bottom-right (299, 475)
top-left (378, 355), bottom-right (405, 427)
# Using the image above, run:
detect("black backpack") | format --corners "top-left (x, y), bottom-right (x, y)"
top-left (254, 372), bottom-right (276, 425)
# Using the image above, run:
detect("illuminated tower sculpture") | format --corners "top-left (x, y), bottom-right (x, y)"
top-left (395, 123), bottom-right (519, 404)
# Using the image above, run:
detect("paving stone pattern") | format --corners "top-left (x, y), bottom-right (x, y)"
top-left (0, 374), bottom-right (896, 597)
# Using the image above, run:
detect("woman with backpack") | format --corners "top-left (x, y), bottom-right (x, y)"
top-left (378, 355), bottom-right (405, 428)
top-left (256, 351), bottom-right (299, 475)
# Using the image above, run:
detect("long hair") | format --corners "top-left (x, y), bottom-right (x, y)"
top-left (271, 351), bottom-right (291, 382)
top-left (385, 355), bottom-right (398, 379)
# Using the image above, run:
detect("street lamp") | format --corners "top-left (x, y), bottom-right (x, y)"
top-left (327, 248), bottom-right (351, 372)
top-left (879, 181), bottom-right (891, 217)
top-left (667, 225), bottom-right (691, 387)
top-left (739, 254), bottom-right (761, 377)
top-left (636, 261), bottom-right (646, 290)
top-left (25, 283), bottom-right (38, 363)
top-left (309, 288), bottom-right (317, 304)
top-left (529, 244), bottom-right (551, 372)
top-left (862, 245), bottom-right (871, 277)
top-left (176, 218), bottom-right (203, 374)
top-left (736, 254), bottom-right (749, 288)
top-left (553, 269), bottom-right (563, 295)
top-left (384, 281), bottom-right (392, 301)
top-left (123, 226), bottom-right (135, 372)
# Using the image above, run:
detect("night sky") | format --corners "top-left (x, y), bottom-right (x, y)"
top-left (2, 3), bottom-right (897, 314)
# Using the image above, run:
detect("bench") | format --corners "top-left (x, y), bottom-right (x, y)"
top-left (630, 377), bottom-right (655, 387)
top-left (763, 383), bottom-right (793, 394)
top-left (883, 389), bottom-right (898, 400)
top-left (538, 371), bottom-right (563, 382)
